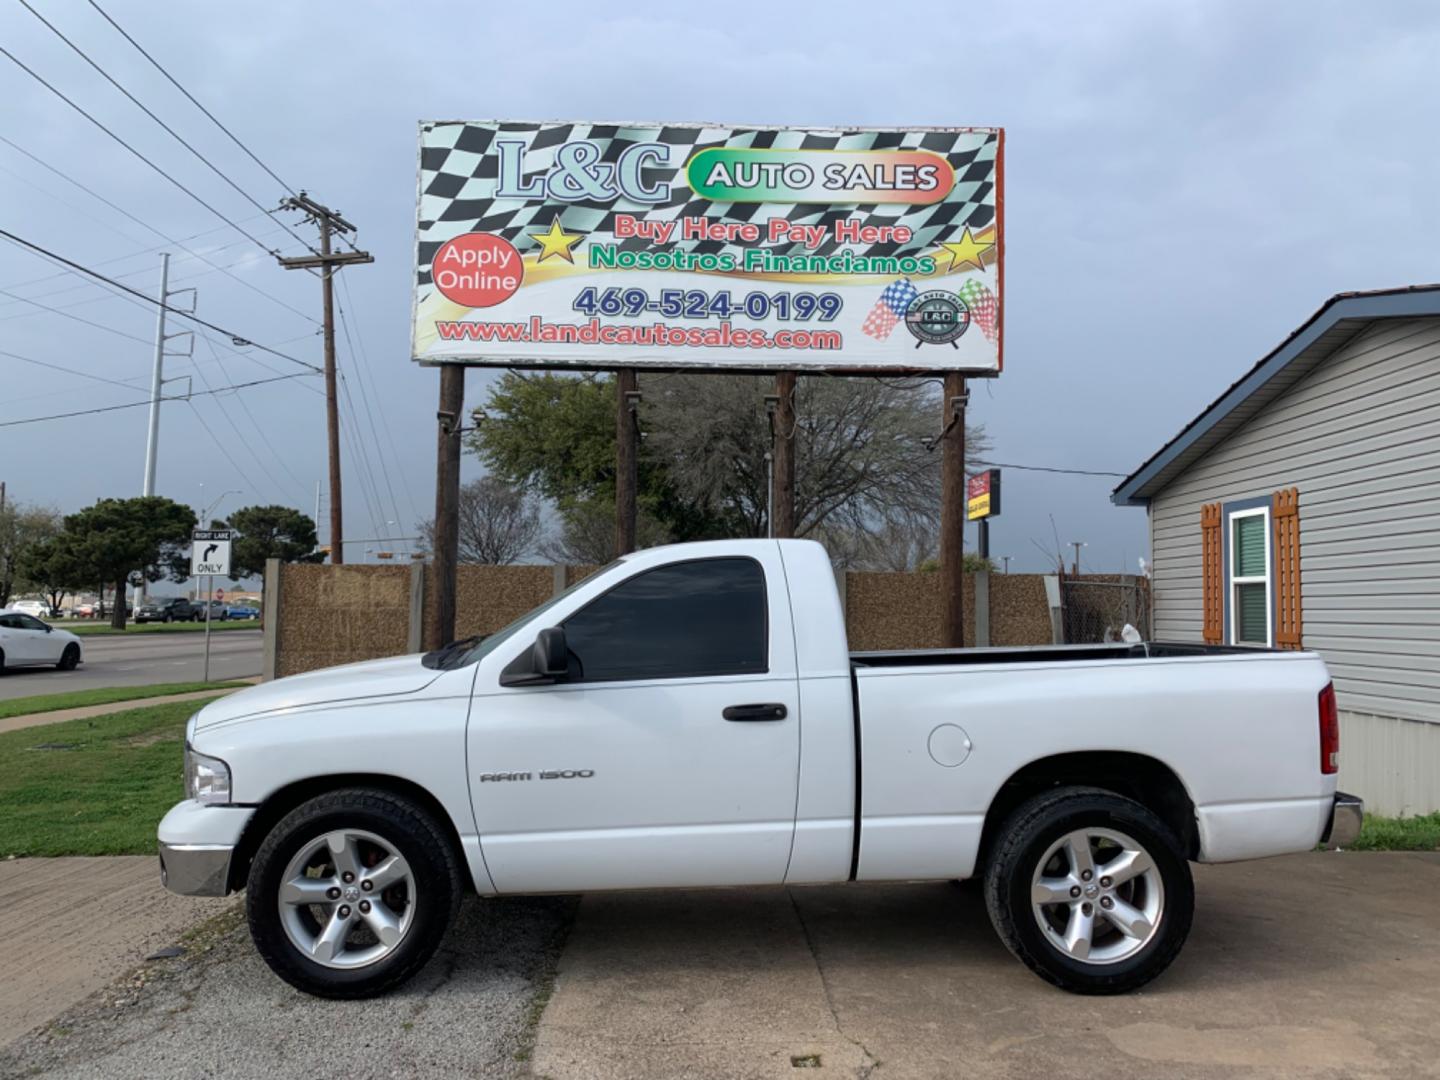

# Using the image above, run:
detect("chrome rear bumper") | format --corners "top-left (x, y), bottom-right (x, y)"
top-left (1322, 792), bottom-right (1364, 850)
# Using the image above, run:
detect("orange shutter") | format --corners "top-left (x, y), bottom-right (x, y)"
top-left (1273, 487), bottom-right (1302, 649)
top-left (1201, 502), bottom-right (1223, 644)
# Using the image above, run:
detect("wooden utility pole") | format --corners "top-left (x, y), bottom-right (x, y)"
top-left (431, 365), bottom-right (465, 647)
top-left (278, 193), bottom-right (373, 565)
top-left (615, 368), bottom-right (639, 555)
top-left (940, 372), bottom-right (969, 647)
top-left (772, 372), bottom-right (797, 538)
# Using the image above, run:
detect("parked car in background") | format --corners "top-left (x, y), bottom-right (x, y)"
top-left (226, 605), bottom-right (260, 620)
top-left (203, 601), bottom-right (229, 621)
top-left (70, 602), bottom-right (96, 619)
top-left (136, 598), bottom-right (203, 623)
top-left (0, 610), bottom-right (82, 672)
top-left (10, 600), bottom-right (50, 619)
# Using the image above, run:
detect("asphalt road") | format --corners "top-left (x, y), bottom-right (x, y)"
top-left (0, 630), bottom-right (262, 700)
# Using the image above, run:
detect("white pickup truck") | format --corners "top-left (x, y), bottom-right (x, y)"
top-left (159, 539), bottom-right (1361, 998)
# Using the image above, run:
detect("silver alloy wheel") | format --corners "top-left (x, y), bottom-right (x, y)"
top-left (277, 828), bottom-right (417, 970)
top-left (1030, 827), bottom-right (1164, 965)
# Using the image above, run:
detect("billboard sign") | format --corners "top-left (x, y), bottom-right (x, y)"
top-left (966, 469), bottom-right (1001, 521)
top-left (412, 121), bottom-right (1002, 374)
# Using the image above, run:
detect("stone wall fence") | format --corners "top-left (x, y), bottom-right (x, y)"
top-left (263, 559), bottom-right (1076, 680)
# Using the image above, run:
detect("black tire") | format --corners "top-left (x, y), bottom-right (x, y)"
top-left (983, 786), bottom-right (1193, 995)
top-left (246, 788), bottom-right (463, 998)
top-left (56, 643), bottom-right (80, 671)
top-left (0, 648), bottom-right (6, 675)
top-left (163, 614), bottom-right (172, 623)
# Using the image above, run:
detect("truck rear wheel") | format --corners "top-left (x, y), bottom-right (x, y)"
top-left (983, 786), bottom-right (1192, 994)
top-left (246, 788), bottom-right (463, 998)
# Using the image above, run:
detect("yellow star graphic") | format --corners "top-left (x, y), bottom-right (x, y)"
top-left (529, 218), bottom-right (583, 264)
top-left (939, 227), bottom-right (993, 273)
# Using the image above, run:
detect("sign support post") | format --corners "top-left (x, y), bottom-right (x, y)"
top-left (616, 369), bottom-right (638, 555)
top-left (772, 372), bottom-right (797, 538)
top-left (940, 374), bottom-right (968, 647)
top-left (432, 365), bottom-right (465, 648)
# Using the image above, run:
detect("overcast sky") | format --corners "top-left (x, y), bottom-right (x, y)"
top-left (2, 1), bottom-right (1437, 573)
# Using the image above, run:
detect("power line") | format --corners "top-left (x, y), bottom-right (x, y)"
top-left (17, 0), bottom-right (317, 257)
top-left (0, 42), bottom-right (279, 256)
top-left (0, 280), bottom-right (154, 346)
top-left (0, 372), bottom-right (319, 428)
top-left (0, 133), bottom-right (318, 324)
top-left (0, 227), bottom-right (322, 373)
top-left (184, 399), bottom-right (262, 496)
top-left (971, 459), bottom-right (1128, 478)
top-left (86, 0), bottom-right (299, 199)
top-left (0, 345), bottom-right (147, 391)
top-left (335, 294), bottom-right (409, 546)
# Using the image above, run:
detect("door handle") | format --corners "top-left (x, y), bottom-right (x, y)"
top-left (722, 703), bottom-right (788, 722)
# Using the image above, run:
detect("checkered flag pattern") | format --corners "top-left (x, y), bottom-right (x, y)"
top-left (957, 278), bottom-right (999, 343)
top-left (862, 279), bottom-right (919, 340)
top-left (416, 122), bottom-right (1000, 291)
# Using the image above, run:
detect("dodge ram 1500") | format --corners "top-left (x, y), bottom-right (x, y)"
top-left (159, 539), bottom-right (1361, 997)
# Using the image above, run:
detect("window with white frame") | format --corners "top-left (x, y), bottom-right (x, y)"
top-left (1228, 506), bottom-right (1271, 646)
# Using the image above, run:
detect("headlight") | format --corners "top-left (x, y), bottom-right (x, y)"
top-left (184, 743), bottom-right (232, 804)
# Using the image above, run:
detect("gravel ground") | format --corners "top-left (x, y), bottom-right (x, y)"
top-left (0, 895), bottom-right (575, 1080)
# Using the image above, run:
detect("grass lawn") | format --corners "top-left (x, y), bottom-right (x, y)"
top-left (0, 681), bottom-right (249, 722)
top-left (0, 698), bottom-right (217, 857)
top-left (1351, 812), bottom-right (1440, 852)
top-left (53, 620), bottom-right (259, 636)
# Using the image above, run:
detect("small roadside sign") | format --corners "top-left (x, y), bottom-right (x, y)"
top-left (215, 587), bottom-right (225, 600)
top-left (191, 529), bottom-right (233, 577)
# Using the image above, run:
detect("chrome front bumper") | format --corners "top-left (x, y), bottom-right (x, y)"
top-left (1322, 792), bottom-right (1364, 850)
top-left (156, 800), bottom-right (254, 896)
top-left (159, 842), bottom-right (234, 896)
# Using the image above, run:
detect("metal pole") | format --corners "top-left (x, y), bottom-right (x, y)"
top-left (772, 371), bottom-right (797, 538)
top-left (319, 219), bottom-right (344, 564)
top-left (314, 481), bottom-right (322, 541)
top-left (203, 573), bottom-right (212, 682)
top-left (615, 368), bottom-right (638, 555)
top-left (142, 253), bottom-right (170, 497)
top-left (431, 365), bottom-right (464, 648)
top-left (979, 518), bottom-right (990, 561)
top-left (940, 373), bottom-right (967, 647)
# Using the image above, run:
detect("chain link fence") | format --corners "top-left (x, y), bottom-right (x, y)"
top-left (1060, 576), bottom-right (1152, 644)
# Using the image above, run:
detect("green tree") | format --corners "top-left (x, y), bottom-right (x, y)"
top-left (223, 505), bottom-right (322, 579)
top-left (0, 502), bottom-right (61, 608)
top-left (44, 497), bottom-right (197, 629)
top-left (469, 371), bottom-right (985, 562)
top-left (16, 529), bottom-right (89, 612)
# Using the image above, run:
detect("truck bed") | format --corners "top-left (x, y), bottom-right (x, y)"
top-left (850, 641), bottom-right (1268, 668)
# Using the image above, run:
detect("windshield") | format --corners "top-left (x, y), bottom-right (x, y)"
top-left (425, 559), bottom-right (627, 670)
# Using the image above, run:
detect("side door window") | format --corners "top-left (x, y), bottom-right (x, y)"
top-left (561, 557), bottom-right (767, 682)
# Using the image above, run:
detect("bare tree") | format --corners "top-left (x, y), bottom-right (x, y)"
top-left (419, 476), bottom-right (541, 565)
top-left (539, 498), bottom-right (670, 565)
top-left (643, 374), bottom-right (987, 543)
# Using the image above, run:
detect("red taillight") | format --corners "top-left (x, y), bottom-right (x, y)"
top-left (1319, 682), bottom-right (1339, 774)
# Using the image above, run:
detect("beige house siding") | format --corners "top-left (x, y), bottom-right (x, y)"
top-left (1148, 316), bottom-right (1440, 726)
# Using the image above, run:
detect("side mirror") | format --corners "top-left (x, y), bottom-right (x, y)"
top-left (499, 626), bottom-right (569, 687)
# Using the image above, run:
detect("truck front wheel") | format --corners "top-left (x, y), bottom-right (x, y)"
top-left (983, 786), bottom-right (1193, 994)
top-left (245, 788), bottom-right (463, 998)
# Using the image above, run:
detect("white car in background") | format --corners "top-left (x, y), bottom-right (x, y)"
top-left (0, 610), bottom-right (83, 672)
top-left (10, 599), bottom-right (50, 619)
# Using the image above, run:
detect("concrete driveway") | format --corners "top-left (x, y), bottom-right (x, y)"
top-left (3, 852), bottom-right (1437, 1079)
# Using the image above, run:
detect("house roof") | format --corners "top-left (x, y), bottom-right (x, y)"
top-left (1111, 285), bottom-right (1440, 506)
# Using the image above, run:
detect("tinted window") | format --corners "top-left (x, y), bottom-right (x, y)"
top-left (562, 558), bottom-right (767, 682)
top-left (16, 614), bottom-right (47, 631)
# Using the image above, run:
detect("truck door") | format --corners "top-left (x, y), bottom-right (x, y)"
top-left (469, 554), bottom-right (801, 893)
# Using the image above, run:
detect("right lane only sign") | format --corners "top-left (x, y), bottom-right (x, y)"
top-left (191, 529), bottom-right (233, 577)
